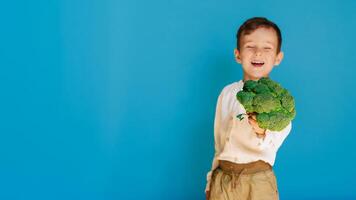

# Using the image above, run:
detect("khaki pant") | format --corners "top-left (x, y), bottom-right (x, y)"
top-left (209, 160), bottom-right (279, 200)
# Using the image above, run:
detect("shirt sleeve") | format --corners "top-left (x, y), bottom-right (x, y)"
top-left (259, 121), bottom-right (293, 151)
top-left (205, 92), bottom-right (223, 193)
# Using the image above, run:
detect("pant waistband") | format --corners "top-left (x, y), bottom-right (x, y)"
top-left (218, 159), bottom-right (272, 174)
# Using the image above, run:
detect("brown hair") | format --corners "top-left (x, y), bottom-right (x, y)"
top-left (236, 17), bottom-right (282, 53)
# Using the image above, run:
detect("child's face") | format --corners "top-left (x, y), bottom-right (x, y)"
top-left (234, 27), bottom-right (284, 81)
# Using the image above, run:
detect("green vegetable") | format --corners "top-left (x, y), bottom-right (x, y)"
top-left (236, 77), bottom-right (296, 131)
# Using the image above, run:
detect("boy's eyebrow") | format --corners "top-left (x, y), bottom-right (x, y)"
top-left (243, 40), bottom-right (254, 44)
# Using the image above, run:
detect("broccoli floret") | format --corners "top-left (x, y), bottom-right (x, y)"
top-left (236, 91), bottom-right (255, 112)
top-left (235, 77), bottom-right (296, 132)
top-left (253, 93), bottom-right (282, 113)
top-left (289, 108), bottom-right (296, 119)
top-left (243, 80), bottom-right (259, 92)
top-left (256, 110), bottom-right (291, 131)
top-left (253, 83), bottom-right (271, 94)
top-left (259, 77), bottom-right (284, 96)
top-left (280, 89), bottom-right (295, 112)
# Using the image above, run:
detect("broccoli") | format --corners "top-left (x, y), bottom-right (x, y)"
top-left (236, 77), bottom-right (296, 131)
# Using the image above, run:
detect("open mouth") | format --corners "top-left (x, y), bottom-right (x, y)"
top-left (251, 61), bottom-right (264, 67)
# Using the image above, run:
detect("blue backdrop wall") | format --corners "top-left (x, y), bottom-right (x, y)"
top-left (1, 0), bottom-right (356, 199)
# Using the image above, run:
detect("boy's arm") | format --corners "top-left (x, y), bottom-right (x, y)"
top-left (266, 121), bottom-right (292, 151)
top-left (205, 93), bottom-right (223, 193)
top-left (247, 113), bottom-right (292, 150)
top-left (261, 122), bottom-right (292, 151)
top-left (205, 153), bottom-right (219, 193)
top-left (248, 113), bottom-right (267, 136)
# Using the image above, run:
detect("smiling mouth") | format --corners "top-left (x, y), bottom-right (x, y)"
top-left (251, 61), bottom-right (264, 67)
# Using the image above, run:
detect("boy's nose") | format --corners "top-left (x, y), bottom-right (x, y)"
top-left (254, 49), bottom-right (263, 56)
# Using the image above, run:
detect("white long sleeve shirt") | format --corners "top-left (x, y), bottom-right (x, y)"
top-left (205, 80), bottom-right (292, 193)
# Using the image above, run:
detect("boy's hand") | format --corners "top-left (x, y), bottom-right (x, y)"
top-left (248, 113), bottom-right (266, 138)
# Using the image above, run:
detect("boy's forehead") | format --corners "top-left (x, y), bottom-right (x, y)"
top-left (241, 28), bottom-right (278, 44)
top-left (243, 39), bottom-right (275, 44)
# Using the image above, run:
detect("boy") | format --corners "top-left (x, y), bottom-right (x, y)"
top-left (205, 17), bottom-right (292, 200)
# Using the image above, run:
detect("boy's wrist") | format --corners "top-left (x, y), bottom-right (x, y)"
top-left (256, 129), bottom-right (266, 137)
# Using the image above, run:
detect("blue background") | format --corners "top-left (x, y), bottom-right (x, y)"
top-left (1, 0), bottom-right (356, 199)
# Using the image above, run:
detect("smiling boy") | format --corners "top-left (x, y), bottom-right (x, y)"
top-left (205, 17), bottom-right (292, 200)
top-left (236, 19), bottom-right (283, 83)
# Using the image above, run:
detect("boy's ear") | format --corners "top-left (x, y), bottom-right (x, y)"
top-left (274, 51), bottom-right (284, 66)
top-left (234, 48), bottom-right (242, 64)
